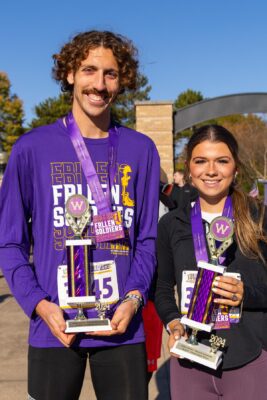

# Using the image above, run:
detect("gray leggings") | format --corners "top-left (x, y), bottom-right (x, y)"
top-left (170, 350), bottom-right (267, 400)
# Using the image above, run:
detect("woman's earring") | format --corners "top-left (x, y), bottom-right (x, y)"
top-left (233, 172), bottom-right (238, 186)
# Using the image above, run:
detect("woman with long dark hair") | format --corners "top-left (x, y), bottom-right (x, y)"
top-left (155, 124), bottom-right (267, 399)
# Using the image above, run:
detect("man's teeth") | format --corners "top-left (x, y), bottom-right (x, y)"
top-left (88, 94), bottom-right (103, 100)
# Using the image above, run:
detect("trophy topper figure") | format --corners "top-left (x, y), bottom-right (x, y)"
top-left (65, 194), bottom-right (91, 237)
top-left (208, 216), bottom-right (234, 262)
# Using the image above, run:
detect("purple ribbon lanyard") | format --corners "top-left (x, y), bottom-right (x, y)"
top-left (66, 112), bottom-right (119, 214)
top-left (191, 196), bottom-right (233, 265)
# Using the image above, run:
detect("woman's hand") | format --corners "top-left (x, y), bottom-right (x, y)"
top-left (212, 275), bottom-right (244, 306)
top-left (167, 319), bottom-right (186, 355)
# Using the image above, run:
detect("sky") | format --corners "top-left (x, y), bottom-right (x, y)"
top-left (1, 0), bottom-right (267, 125)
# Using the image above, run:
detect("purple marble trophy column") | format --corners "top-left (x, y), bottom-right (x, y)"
top-left (67, 243), bottom-right (90, 297)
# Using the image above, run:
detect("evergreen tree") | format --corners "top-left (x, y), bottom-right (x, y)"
top-left (111, 74), bottom-right (151, 128)
top-left (174, 89), bottom-right (203, 109)
top-left (29, 93), bottom-right (72, 129)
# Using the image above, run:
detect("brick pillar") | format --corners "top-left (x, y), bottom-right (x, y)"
top-left (135, 101), bottom-right (173, 183)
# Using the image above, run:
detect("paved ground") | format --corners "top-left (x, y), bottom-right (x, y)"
top-left (0, 272), bottom-right (170, 399)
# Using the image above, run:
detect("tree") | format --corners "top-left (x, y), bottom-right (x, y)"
top-left (111, 73), bottom-right (151, 128)
top-left (0, 72), bottom-right (24, 153)
top-left (29, 93), bottom-right (72, 129)
top-left (222, 114), bottom-right (267, 181)
top-left (174, 89), bottom-right (203, 109)
top-left (174, 89), bottom-right (204, 168)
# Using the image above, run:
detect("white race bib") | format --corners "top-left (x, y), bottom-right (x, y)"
top-left (181, 271), bottom-right (198, 315)
top-left (57, 260), bottom-right (119, 308)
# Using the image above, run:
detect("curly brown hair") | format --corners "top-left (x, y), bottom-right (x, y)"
top-left (52, 30), bottom-right (139, 94)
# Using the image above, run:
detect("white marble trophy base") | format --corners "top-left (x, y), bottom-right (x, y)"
top-left (171, 337), bottom-right (223, 370)
top-left (180, 316), bottom-right (214, 333)
top-left (65, 296), bottom-right (112, 333)
top-left (65, 318), bottom-right (112, 333)
top-left (66, 296), bottom-right (96, 307)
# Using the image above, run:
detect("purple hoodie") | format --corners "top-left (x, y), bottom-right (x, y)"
top-left (0, 118), bottom-right (160, 348)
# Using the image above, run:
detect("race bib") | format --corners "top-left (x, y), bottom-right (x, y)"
top-left (90, 260), bottom-right (119, 303)
top-left (57, 260), bottom-right (119, 308)
top-left (181, 271), bottom-right (197, 315)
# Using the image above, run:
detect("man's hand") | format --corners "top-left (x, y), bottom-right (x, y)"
top-left (35, 299), bottom-right (76, 347)
top-left (86, 299), bottom-right (137, 337)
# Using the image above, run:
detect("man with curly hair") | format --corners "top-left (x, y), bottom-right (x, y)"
top-left (0, 31), bottom-right (160, 400)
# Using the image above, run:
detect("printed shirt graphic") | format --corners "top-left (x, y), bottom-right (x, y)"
top-left (51, 159), bottom-right (135, 255)
top-left (0, 118), bottom-right (160, 348)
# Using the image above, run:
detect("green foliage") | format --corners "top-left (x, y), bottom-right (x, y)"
top-left (29, 93), bottom-right (72, 129)
top-left (174, 89), bottom-right (203, 110)
top-left (111, 74), bottom-right (151, 128)
top-left (174, 89), bottom-right (204, 140)
top-left (0, 72), bottom-right (25, 153)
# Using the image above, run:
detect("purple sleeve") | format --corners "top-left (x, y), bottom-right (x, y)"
top-left (123, 141), bottom-right (160, 303)
top-left (0, 144), bottom-right (49, 318)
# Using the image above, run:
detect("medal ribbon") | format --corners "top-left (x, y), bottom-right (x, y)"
top-left (66, 112), bottom-right (119, 214)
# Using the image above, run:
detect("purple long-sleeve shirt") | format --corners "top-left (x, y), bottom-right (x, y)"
top-left (0, 118), bottom-right (160, 348)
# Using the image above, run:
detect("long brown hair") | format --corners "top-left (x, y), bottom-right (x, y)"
top-left (185, 124), bottom-right (267, 263)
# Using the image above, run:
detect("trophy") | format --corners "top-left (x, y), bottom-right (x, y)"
top-left (64, 194), bottom-right (111, 333)
top-left (171, 216), bottom-right (234, 369)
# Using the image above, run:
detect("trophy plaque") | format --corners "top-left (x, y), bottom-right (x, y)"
top-left (171, 216), bottom-right (234, 369)
top-left (64, 194), bottom-right (111, 333)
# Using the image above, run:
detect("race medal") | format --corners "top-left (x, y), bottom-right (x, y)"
top-left (93, 210), bottom-right (125, 243)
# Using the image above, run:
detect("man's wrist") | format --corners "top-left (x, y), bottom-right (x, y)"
top-left (121, 293), bottom-right (143, 314)
top-left (35, 298), bottom-right (50, 317)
